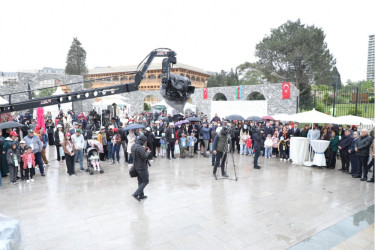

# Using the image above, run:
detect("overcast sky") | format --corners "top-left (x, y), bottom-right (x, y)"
top-left (0, 0), bottom-right (374, 83)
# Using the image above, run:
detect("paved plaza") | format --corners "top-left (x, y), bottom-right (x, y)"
top-left (0, 147), bottom-right (374, 249)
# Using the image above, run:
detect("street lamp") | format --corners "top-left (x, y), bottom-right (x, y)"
top-left (331, 67), bottom-right (340, 117)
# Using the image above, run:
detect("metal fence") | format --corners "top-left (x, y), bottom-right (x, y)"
top-left (298, 87), bottom-right (374, 118)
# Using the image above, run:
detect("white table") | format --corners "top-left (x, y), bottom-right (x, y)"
top-left (310, 140), bottom-right (330, 166)
top-left (290, 137), bottom-right (310, 165)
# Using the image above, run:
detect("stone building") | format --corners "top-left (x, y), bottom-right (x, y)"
top-left (87, 63), bottom-right (210, 95)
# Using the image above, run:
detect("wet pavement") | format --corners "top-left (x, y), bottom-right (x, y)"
top-left (0, 147), bottom-right (374, 249)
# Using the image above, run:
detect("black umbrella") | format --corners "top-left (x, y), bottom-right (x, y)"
top-left (246, 116), bottom-right (262, 122)
top-left (122, 124), bottom-right (145, 131)
top-left (226, 114), bottom-right (244, 121)
top-left (187, 117), bottom-right (201, 122)
top-left (159, 117), bottom-right (169, 122)
top-left (0, 121), bottom-right (24, 130)
top-left (173, 114), bottom-right (184, 122)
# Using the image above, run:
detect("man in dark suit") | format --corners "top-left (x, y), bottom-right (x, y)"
top-left (264, 122), bottom-right (274, 137)
top-left (289, 122), bottom-right (301, 137)
top-left (338, 129), bottom-right (353, 172)
top-left (348, 131), bottom-right (358, 175)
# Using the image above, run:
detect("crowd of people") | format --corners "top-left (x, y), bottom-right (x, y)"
top-left (1, 107), bottom-right (374, 194)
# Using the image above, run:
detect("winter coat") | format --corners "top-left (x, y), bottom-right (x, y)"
top-left (355, 135), bottom-right (373, 157)
top-left (338, 135), bottom-right (353, 155)
top-left (7, 148), bottom-right (21, 167)
top-left (329, 135), bottom-right (339, 152)
top-left (240, 130), bottom-right (248, 145)
top-left (252, 131), bottom-right (263, 148)
top-left (46, 122), bottom-right (55, 134)
top-left (165, 127), bottom-right (176, 143)
top-left (201, 127), bottom-right (211, 140)
top-left (62, 139), bottom-right (76, 156)
top-left (131, 136), bottom-right (149, 171)
top-left (54, 130), bottom-right (64, 146)
top-left (22, 152), bottom-right (35, 169)
top-left (127, 132), bottom-right (136, 154)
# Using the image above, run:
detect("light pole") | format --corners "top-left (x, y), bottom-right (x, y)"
top-left (332, 67), bottom-right (340, 117)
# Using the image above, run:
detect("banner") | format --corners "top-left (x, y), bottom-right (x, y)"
top-left (203, 88), bottom-right (208, 100)
top-left (236, 86), bottom-right (242, 99)
top-left (282, 82), bottom-right (290, 99)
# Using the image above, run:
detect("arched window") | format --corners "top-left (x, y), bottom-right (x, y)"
top-left (191, 76), bottom-right (196, 81)
top-left (247, 92), bottom-right (266, 100)
top-left (212, 93), bottom-right (227, 101)
top-left (148, 74), bottom-right (156, 79)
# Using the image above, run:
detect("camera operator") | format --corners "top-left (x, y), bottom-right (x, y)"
top-left (212, 122), bottom-right (230, 179)
top-left (131, 135), bottom-right (152, 201)
top-left (111, 103), bottom-right (121, 127)
top-left (252, 124), bottom-right (263, 169)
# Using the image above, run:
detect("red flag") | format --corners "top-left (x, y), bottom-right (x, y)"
top-left (203, 88), bottom-right (208, 99)
top-left (282, 82), bottom-right (290, 99)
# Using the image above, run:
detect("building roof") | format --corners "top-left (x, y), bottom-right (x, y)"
top-left (88, 63), bottom-right (209, 76)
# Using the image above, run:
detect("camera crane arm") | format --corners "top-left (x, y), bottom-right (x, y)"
top-left (0, 48), bottom-right (177, 114)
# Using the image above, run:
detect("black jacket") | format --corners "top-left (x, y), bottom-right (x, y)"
top-left (348, 138), bottom-right (357, 154)
top-left (45, 122), bottom-right (55, 134)
top-left (355, 135), bottom-right (373, 157)
top-left (131, 136), bottom-right (149, 171)
top-left (264, 126), bottom-right (274, 137)
top-left (165, 127), bottom-right (176, 143)
top-left (288, 127), bottom-right (300, 137)
top-left (252, 130), bottom-right (263, 148)
top-left (338, 135), bottom-right (353, 155)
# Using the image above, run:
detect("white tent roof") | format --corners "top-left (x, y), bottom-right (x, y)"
top-left (335, 115), bottom-right (375, 126)
top-left (52, 87), bottom-right (65, 96)
top-left (289, 109), bottom-right (337, 124)
top-left (0, 96), bottom-right (8, 105)
top-left (272, 113), bottom-right (292, 121)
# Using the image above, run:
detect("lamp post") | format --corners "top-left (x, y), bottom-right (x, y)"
top-left (332, 67), bottom-right (340, 117)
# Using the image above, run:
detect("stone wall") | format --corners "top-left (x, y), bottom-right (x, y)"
top-left (0, 73), bottom-right (83, 113)
top-left (88, 83), bottom-right (299, 118)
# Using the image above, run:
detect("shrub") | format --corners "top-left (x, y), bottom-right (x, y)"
top-left (347, 107), bottom-right (362, 116)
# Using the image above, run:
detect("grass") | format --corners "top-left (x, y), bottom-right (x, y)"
top-left (314, 103), bottom-right (374, 118)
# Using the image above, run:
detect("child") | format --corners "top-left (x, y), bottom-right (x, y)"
top-left (188, 133), bottom-right (196, 158)
top-left (22, 146), bottom-right (35, 183)
top-left (179, 133), bottom-right (187, 159)
top-left (272, 132), bottom-right (279, 157)
top-left (264, 134), bottom-right (273, 159)
top-left (159, 133), bottom-right (166, 157)
top-left (7, 142), bottom-right (21, 184)
top-left (89, 151), bottom-right (101, 171)
top-left (19, 140), bottom-right (27, 180)
top-left (245, 135), bottom-right (252, 156)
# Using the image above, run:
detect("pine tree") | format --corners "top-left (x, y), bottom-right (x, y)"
top-left (65, 37), bottom-right (88, 75)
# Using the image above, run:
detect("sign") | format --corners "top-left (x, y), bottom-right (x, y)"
top-left (203, 88), bottom-right (208, 99)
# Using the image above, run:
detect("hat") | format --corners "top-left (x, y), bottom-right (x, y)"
top-left (73, 122), bottom-right (78, 125)
top-left (10, 131), bottom-right (18, 137)
top-left (162, 133), bottom-right (165, 137)
top-left (352, 125), bottom-right (357, 128)
top-left (28, 129), bottom-right (34, 133)
top-left (20, 140), bottom-right (26, 144)
top-left (95, 131), bottom-right (100, 135)
top-left (65, 132), bottom-right (71, 137)
top-left (57, 124), bottom-right (63, 128)
top-left (35, 125), bottom-right (41, 130)
top-left (76, 129), bottom-right (83, 133)
top-left (169, 122), bottom-right (174, 126)
top-left (109, 125), bottom-right (114, 129)
top-left (155, 121), bottom-right (160, 124)
top-left (113, 128), bottom-right (119, 132)
top-left (146, 127), bottom-right (151, 131)
top-left (100, 126), bottom-right (105, 130)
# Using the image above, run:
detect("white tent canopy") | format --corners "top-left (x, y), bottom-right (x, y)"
top-left (272, 113), bottom-right (292, 121)
top-left (335, 115), bottom-right (375, 126)
top-left (289, 109), bottom-right (337, 124)
top-left (0, 96), bottom-right (8, 105)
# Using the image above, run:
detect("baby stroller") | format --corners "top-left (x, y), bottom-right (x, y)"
top-left (86, 140), bottom-right (104, 175)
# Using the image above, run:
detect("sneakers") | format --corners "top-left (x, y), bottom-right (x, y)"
top-left (283, 159), bottom-right (287, 162)
top-left (31, 179), bottom-right (35, 182)
top-left (26, 180), bottom-right (30, 183)
top-left (280, 158), bottom-right (283, 161)
top-left (109, 161), bottom-right (114, 165)
top-left (13, 182), bottom-right (18, 185)
top-left (80, 169), bottom-right (85, 172)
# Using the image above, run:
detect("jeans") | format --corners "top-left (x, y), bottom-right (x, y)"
top-left (74, 149), bottom-right (84, 170)
top-left (112, 144), bottom-right (120, 162)
top-left (107, 143), bottom-right (113, 161)
top-left (247, 148), bottom-right (253, 155)
top-left (254, 146), bottom-right (260, 167)
top-left (213, 151), bottom-right (227, 175)
top-left (134, 169), bottom-right (149, 197)
top-left (34, 152), bottom-right (44, 174)
top-left (211, 153), bottom-right (216, 166)
top-left (240, 144), bottom-right (246, 154)
top-left (265, 148), bottom-right (271, 158)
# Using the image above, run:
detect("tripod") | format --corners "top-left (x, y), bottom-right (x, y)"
top-left (217, 143), bottom-right (238, 181)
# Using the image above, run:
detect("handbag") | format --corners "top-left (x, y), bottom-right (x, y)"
top-left (129, 166), bottom-right (137, 178)
top-left (174, 142), bottom-right (180, 154)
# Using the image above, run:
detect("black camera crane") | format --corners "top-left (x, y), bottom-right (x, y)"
top-left (0, 48), bottom-right (193, 114)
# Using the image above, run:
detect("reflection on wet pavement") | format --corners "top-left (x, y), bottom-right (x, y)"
top-left (0, 146), bottom-right (373, 249)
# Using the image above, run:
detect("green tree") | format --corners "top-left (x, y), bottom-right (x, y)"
top-left (207, 69), bottom-right (240, 87)
top-left (32, 87), bottom-right (56, 98)
top-left (65, 37), bottom-right (88, 75)
top-left (241, 19), bottom-right (337, 109)
top-left (237, 62), bottom-right (267, 85)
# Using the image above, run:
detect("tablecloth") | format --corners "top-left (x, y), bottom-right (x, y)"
top-left (310, 140), bottom-right (330, 166)
top-left (290, 137), bottom-right (310, 165)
